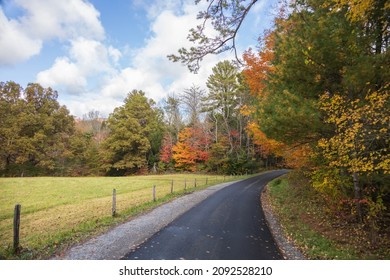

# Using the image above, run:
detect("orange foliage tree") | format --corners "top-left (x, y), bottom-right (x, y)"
top-left (242, 31), bottom-right (275, 98)
top-left (172, 127), bottom-right (210, 171)
top-left (246, 121), bottom-right (312, 169)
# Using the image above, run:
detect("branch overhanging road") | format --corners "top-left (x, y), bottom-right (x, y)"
top-left (123, 170), bottom-right (289, 260)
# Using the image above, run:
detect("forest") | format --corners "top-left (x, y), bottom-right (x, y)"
top-left (0, 63), bottom-right (268, 178)
top-left (1, 0), bottom-right (389, 248)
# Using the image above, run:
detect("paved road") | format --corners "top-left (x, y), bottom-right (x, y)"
top-left (123, 170), bottom-right (288, 260)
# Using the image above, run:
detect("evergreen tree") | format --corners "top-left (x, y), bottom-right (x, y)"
top-left (102, 90), bottom-right (163, 175)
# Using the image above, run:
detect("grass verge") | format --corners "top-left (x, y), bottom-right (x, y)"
top-left (0, 173), bottom-right (250, 260)
top-left (267, 175), bottom-right (389, 259)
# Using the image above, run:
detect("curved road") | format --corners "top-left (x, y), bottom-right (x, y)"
top-left (123, 170), bottom-right (288, 260)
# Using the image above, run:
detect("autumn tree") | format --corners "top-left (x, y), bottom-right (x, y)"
top-left (102, 90), bottom-right (164, 175)
top-left (159, 134), bottom-right (174, 164)
top-left (318, 86), bottom-right (390, 223)
top-left (69, 110), bottom-right (109, 176)
top-left (0, 81), bottom-right (75, 176)
top-left (172, 127), bottom-right (210, 171)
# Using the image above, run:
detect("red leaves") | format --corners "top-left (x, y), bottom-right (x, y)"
top-left (159, 134), bottom-right (174, 163)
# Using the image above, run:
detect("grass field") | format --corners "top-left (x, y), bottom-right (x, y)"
top-left (0, 173), bottom-right (241, 259)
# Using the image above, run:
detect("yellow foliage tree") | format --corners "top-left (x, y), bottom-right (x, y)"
top-left (319, 86), bottom-right (389, 175)
top-left (318, 84), bottom-right (389, 222)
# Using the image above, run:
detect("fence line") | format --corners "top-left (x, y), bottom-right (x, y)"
top-left (9, 174), bottom-right (242, 254)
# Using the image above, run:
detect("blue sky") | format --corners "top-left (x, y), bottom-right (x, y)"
top-left (0, 0), bottom-right (277, 117)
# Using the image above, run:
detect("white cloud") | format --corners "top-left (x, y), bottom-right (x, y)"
top-left (0, 0), bottom-right (104, 65)
top-left (15, 0), bottom-right (104, 40)
top-left (59, 93), bottom-right (123, 118)
top-left (101, 2), bottom-right (233, 105)
top-left (108, 46), bottom-right (122, 65)
top-left (37, 38), bottom-right (121, 95)
top-left (37, 57), bottom-right (86, 94)
top-left (0, 8), bottom-right (41, 64)
top-left (69, 38), bottom-right (113, 74)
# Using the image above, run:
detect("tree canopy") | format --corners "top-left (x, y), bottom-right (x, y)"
top-left (0, 82), bottom-right (75, 176)
top-left (101, 90), bottom-right (164, 175)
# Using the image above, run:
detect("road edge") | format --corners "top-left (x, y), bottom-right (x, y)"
top-left (261, 183), bottom-right (306, 260)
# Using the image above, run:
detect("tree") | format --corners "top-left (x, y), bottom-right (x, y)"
top-left (168, 0), bottom-right (259, 72)
top-left (205, 60), bottom-right (240, 149)
top-left (180, 84), bottom-right (205, 125)
top-left (330, 0), bottom-right (389, 55)
top-left (0, 82), bottom-right (75, 176)
top-left (68, 130), bottom-right (101, 176)
top-left (0, 81), bottom-right (24, 174)
top-left (79, 110), bottom-right (109, 145)
top-left (102, 90), bottom-right (163, 175)
top-left (242, 30), bottom-right (275, 98)
top-left (172, 127), bottom-right (210, 171)
top-left (318, 85), bottom-right (390, 222)
top-left (71, 110), bottom-right (109, 176)
top-left (159, 134), bottom-right (174, 164)
top-left (162, 94), bottom-right (183, 140)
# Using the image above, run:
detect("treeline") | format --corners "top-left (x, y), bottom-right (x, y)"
top-left (0, 61), bottom-right (281, 177)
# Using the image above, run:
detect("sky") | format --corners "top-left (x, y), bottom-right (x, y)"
top-left (0, 0), bottom-right (278, 118)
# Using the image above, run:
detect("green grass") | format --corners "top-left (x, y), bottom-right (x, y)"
top-left (0, 173), bottom-right (245, 259)
top-left (267, 177), bottom-right (359, 259)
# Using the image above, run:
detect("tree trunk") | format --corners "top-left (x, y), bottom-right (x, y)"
top-left (353, 172), bottom-right (363, 223)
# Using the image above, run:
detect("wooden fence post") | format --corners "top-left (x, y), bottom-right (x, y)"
top-left (194, 178), bottom-right (197, 188)
top-left (153, 185), bottom-right (156, 202)
top-left (171, 180), bottom-right (174, 194)
top-left (184, 179), bottom-right (187, 191)
top-left (112, 189), bottom-right (116, 217)
top-left (13, 204), bottom-right (21, 253)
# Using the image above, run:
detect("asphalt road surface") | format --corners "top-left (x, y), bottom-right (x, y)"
top-left (123, 170), bottom-right (288, 260)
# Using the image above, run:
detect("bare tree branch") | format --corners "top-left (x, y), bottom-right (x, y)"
top-left (168, 0), bottom-right (258, 73)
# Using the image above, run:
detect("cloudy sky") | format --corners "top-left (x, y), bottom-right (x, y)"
top-left (0, 0), bottom-right (277, 117)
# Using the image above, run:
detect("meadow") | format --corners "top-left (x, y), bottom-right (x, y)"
top-left (0, 174), bottom-right (240, 259)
